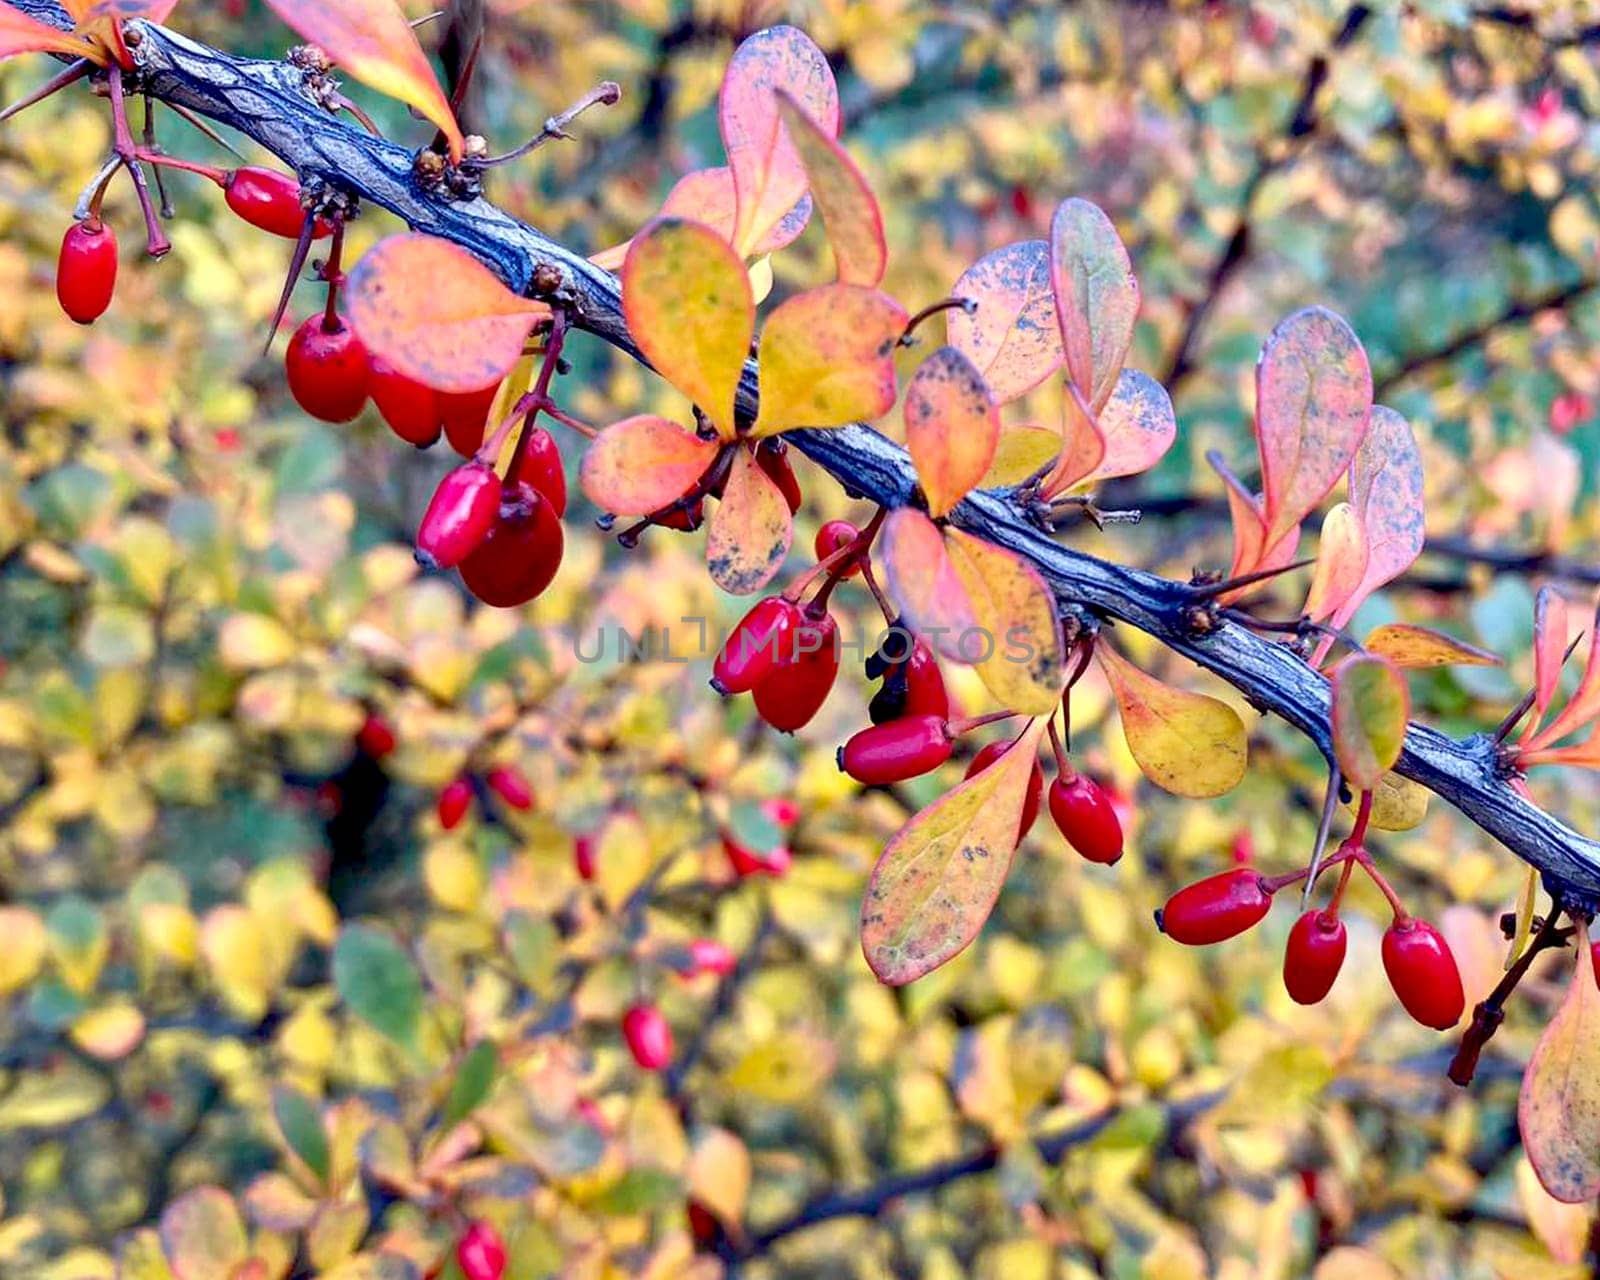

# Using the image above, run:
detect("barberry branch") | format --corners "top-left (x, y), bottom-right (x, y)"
top-left (17, 1), bottom-right (1600, 900)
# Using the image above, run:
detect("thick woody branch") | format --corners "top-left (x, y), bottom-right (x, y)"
top-left (16, 2), bottom-right (1600, 898)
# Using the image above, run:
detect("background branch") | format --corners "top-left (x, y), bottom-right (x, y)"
top-left (22, 4), bottom-right (1599, 902)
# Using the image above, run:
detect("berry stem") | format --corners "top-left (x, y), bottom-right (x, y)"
top-left (1348, 789), bottom-right (1374, 848)
top-left (141, 95), bottom-right (174, 218)
top-left (1356, 853), bottom-right (1408, 922)
top-left (1046, 715), bottom-right (1074, 780)
top-left (784, 507), bottom-right (886, 606)
top-left (129, 148), bottom-right (228, 186)
top-left (1261, 839), bottom-right (1363, 895)
top-left (947, 710), bottom-right (1020, 738)
top-left (859, 561), bottom-right (898, 626)
top-left (107, 65), bottom-right (171, 258)
top-left (320, 219), bottom-right (346, 331)
top-left (507, 310), bottom-right (569, 475)
top-left (1326, 857), bottom-right (1355, 915)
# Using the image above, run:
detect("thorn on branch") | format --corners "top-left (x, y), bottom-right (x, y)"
top-left (898, 295), bottom-right (976, 347)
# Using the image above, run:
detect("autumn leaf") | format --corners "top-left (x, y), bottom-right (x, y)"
top-left (947, 240), bottom-right (1063, 404)
top-left (1303, 503), bottom-right (1367, 626)
top-left (1333, 405), bottom-right (1424, 627)
top-left (1254, 306), bottom-right (1373, 549)
top-left (1329, 654), bottom-right (1409, 791)
top-left (1096, 644), bottom-right (1248, 798)
top-left (1049, 197), bottom-right (1139, 414)
top-left (623, 219), bottom-right (754, 440)
top-left (706, 448), bottom-right (793, 595)
top-left (0, 1), bottom-right (101, 61)
top-left (943, 528), bottom-right (1064, 714)
top-left (160, 1186), bottom-right (249, 1280)
top-left (589, 167), bottom-right (812, 270)
top-left (1077, 368), bottom-right (1176, 484)
top-left (1209, 450), bottom-right (1300, 600)
top-left (750, 284), bottom-right (906, 435)
top-left (879, 508), bottom-right (977, 662)
top-left (861, 718), bottom-right (1047, 985)
top-left (983, 424), bottom-right (1063, 487)
top-left (1041, 380), bottom-right (1105, 495)
top-left (1529, 586), bottom-right (1572, 738)
top-left (904, 346), bottom-right (998, 517)
top-left (578, 415), bottom-right (719, 517)
top-left (345, 235), bottom-right (547, 394)
top-left (1525, 598), bottom-right (1600, 753)
top-left (262, 0), bottom-right (464, 162)
top-left (1362, 624), bottom-right (1500, 670)
top-left (1519, 918), bottom-right (1600, 1203)
top-left (720, 25), bottom-right (839, 258)
top-left (776, 92), bottom-right (886, 287)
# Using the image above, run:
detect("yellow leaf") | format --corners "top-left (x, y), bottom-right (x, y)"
top-left (423, 841), bottom-right (485, 913)
top-left (1516, 1157), bottom-right (1593, 1265)
top-left (69, 1001), bottom-right (146, 1060)
top-left (1095, 644), bottom-right (1247, 798)
top-left (1363, 623), bottom-right (1501, 670)
top-left (721, 1029), bottom-right (835, 1102)
top-left (0, 907), bottom-right (46, 994)
top-left (705, 448), bottom-right (793, 595)
top-left (1352, 771), bottom-right (1429, 831)
top-left (595, 811), bottom-right (654, 912)
top-left (776, 92), bottom-right (886, 286)
top-left (1519, 919), bottom-right (1600, 1203)
top-left (750, 284), bottom-right (905, 436)
top-left (983, 425), bottom-right (1061, 487)
top-left (942, 529), bottom-right (1064, 714)
top-left (861, 719), bottom-right (1047, 984)
top-left (687, 1128), bottom-right (751, 1228)
top-left (200, 906), bottom-right (275, 1022)
top-left (218, 614), bottom-right (296, 671)
top-left (623, 219), bottom-right (753, 439)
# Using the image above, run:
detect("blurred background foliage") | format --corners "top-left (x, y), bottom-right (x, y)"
top-left (1, 0), bottom-right (1599, 1277)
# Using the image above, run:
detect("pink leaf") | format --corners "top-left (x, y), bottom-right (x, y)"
top-left (578, 415), bottom-right (719, 517)
top-left (1303, 503), bottom-right (1368, 626)
top-left (1527, 600), bottom-right (1600, 751)
top-left (1527, 585), bottom-right (1572, 738)
top-left (720, 25), bottom-right (839, 258)
top-left (947, 240), bottom-right (1063, 404)
top-left (879, 508), bottom-right (977, 663)
top-left (1254, 306), bottom-right (1373, 549)
top-left (1328, 405), bottom-right (1424, 629)
top-left (1049, 197), bottom-right (1139, 414)
top-left (1079, 368), bottom-right (1176, 485)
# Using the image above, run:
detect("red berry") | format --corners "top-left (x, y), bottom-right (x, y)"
top-left (687, 1199), bottom-right (722, 1249)
top-left (486, 765), bottom-right (533, 811)
top-left (839, 715), bottom-right (953, 786)
top-left (368, 357), bottom-right (440, 447)
top-left (439, 382), bottom-right (502, 456)
top-left (752, 610), bottom-right (838, 732)
top-left (56, 220), bottom-right (117, 325)
top-left (1381, 918), bottom-right (1465, 1030)
top-left (686, 938), bottom-right (737, 978)
top-left (1550, 391), bottom-right (1593, 437)
top-left (223, 167), bottom-right (331, 240)
top-left (965, 741), bottom-right (1044, 845)
top-left (510, 425), bottom-right (567, 516)
top-left (1283, 909), bottom-right (1348, 1005)
top-left (455, 1221), bottom-right (506, 1280)
top-left (437, 778), bottom-right (473, 830)
top-left (763, 797), bottom-right (801, 827)
top-left (286, 314), bottom-right (369, 423)
top-left (713, 597), bottom-right (803, 695)
top-left (459, 482), bottom-right (564, 608)
top-left (1156, 868), bottom-right (1274, 944)
top-left (1047, 773), bottom-right (1123, 864)
top-left (723, 834), bottom-right (791, 879)
top-left (416, 462), bottom-right (501, 569)
top-left (574, 833), bottom-right (597, 881)
top-left (756, 440), bottom-right (803, 513)
top-left (815, 520), bottom-right (863, 577)
top-left (356, 713), bottom-right (395, 759)
top-left (622, 1003), bottom-right (673, 1070)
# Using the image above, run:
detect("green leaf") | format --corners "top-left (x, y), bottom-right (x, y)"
top-left (1329, 654), bottom-right (1410, 791)
top-left (588, 1166), bottom-right (681, 1216)
top-left (442, 1041), bottom-right (498, 1128)
top-left (271, 1085), bottom-right (330, 1185)
top-left (332, 924), bottom-right (423, 1048)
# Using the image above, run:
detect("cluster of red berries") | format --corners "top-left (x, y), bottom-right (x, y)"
top-left (1156, 850), bottom-right (1467, 1030)
top-left (434, 764), bottom-right (536, 828)
top-left (55, 167), bottom-right (319, 326)
top-left (453, 1220), bottom-right (506, 1280)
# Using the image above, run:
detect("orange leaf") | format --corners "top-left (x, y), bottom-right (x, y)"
top-left (1525, 586), bottom-right (1574, 745)
top-left (942, 528), bottom-right (1064, 714)
top-left (1362, 624), bottom-right (1500, 670)
top-left (262, 0), bottom-right (463, 162)
top-left (345, 234), bottom-right (547, 393)
top-left (706, 449), bottom-right (793, 596)
top-left (1209, 450), bottom-right (1301, 602)
top-left (623, 219), bottom-right (754, 440)
top-left (861, 718), bottom-right (1047, 985)
top-left (1042, 380), bottom-right (1105, 494)
top-left (0, 1), bottom-right (100, 61)
top-left (1097, 644), bottom-right (1248, 797)
top-left (1329, 654), bottom-right (1409, 791)
top-left (904, 346), bottom-right (999, 517)
top-left (1527, 620), bottom-right (1600, 753)
top-left (1521, 724), bottom-right (1600, 771)
top-left (776, 93), bottom-right (886, 287)
top-left (588, 167), bottom-right (812, 271)
top-left (1049, 197), bottom-right (1139, 414)
top-left (1255, 306), bottom-right (1373, 549)
top-left (1519, 919), bottom-right (1600, 1203)
top-left (879, 509), bottom-right (977, 662)
top-left (947, 239), bottom-right (1062, 405)
top-left (750, 284), bottom-right (905, 436)
top-left (1303, 503), bottom-right (1367, 626)
top-left (578, 415), bottom-right (719, 517)
top-left (73, 0), bottom-right (180, 17)
top-left (1079, 368), bottom-right (1176, 484)
top-left (720, 25), bottom-right (838, 258)
top-left (1329, 405), bottom-right (1424, 630)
